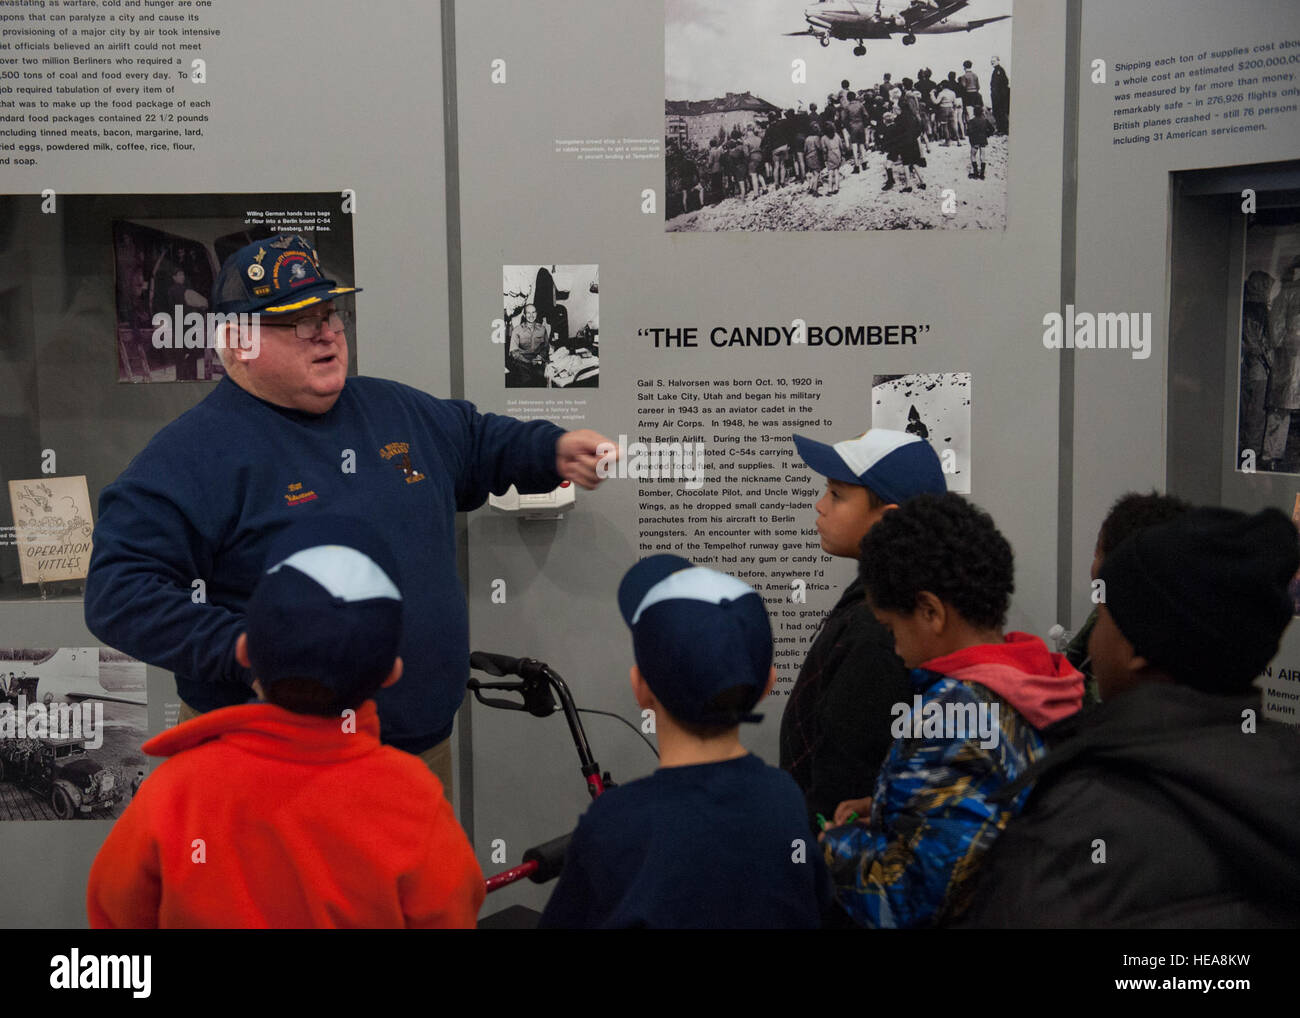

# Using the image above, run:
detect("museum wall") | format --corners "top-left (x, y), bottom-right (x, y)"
top-left (455, 0), bottom-right (1063, 915)
top-left (0, 0), bottom-right (1296, 927)
top-left (0, 0), bottom-right (451, 926)
top-left (1072, 0), bottom-right (1300, 724)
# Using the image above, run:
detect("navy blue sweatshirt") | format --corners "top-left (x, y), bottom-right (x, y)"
top-left (539, 753), bottom-right (831, 928)
top-left (84, 375), bottom-right (563, 752)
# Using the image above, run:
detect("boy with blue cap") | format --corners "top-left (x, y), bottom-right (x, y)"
top-left (87, 514), bottom-right (485, 928)
top-left (539, 555), bottom-right (832, 928)
top-left (779, 429), bottom-right (947, 833)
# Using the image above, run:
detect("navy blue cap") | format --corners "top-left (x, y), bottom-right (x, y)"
top-left (793, 428), bottom-right (945, 504)
top-left (213, 234), bottom-right (360, 316)
top-left (245, 514), bottom-right (402, 705)
top-left (617, 555), bottom-right (771, 726)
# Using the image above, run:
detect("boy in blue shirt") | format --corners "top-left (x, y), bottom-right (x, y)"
top-left (539, 556), bottom-right (832, 928)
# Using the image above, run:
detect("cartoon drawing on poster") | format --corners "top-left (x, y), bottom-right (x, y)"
top-left (666, 0), bottom-right (1012, 230)
top-left (7, 476), bottom-right (94, 585)
top-left (0, 648), bottom-right (148, 822)
top-left (872, 372), bottom-right (971, 492)
top-left (503, 265), bottom-right (599, 388)
top-left (1237, 218), bottom-right (1300, 474)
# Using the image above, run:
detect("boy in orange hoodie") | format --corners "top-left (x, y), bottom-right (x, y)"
top-left (86, 514), bottom-right (484, 929)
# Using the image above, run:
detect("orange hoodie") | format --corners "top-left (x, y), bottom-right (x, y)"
top-left (86, 701), bottom-right (484, 929)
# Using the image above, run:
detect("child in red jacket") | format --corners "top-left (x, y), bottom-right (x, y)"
top-left (86, 514), bottom-right (484, 929)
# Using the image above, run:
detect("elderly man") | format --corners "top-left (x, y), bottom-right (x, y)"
top-left (84, 235), bottom-right (613, 796)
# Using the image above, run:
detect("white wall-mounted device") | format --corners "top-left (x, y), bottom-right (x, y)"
top-left (488, 482), bottom-right (576, 520)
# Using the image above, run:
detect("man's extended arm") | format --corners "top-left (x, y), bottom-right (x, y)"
top-left (443, 399), bottom-right (564, 511)
top-left (441, 399), bottom-right (612, 509)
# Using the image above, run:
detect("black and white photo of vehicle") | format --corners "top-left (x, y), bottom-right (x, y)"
top-left (0, 648), bottom-right (147, 822)
top-left (787, 0), bottom-right (1011, 54)
top-left (0, 737), bottom-right (121, 820)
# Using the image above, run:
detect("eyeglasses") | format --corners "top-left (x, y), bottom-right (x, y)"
top-left (266, 310), bottom-right (350, 339)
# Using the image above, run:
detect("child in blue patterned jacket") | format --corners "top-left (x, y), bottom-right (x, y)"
top-left (820, 493), bottom-right (1083, 927)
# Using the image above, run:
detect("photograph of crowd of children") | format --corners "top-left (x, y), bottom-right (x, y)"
top-left (665, 0), bottom-right (1011, 230)
top-left (1238, 215), bottom-right (1300, 473)
top-left (503, 264), bottom-right (599, 388)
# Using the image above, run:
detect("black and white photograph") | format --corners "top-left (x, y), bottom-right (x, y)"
top-left (1237, 214), bottom-right (1300, 474)
top-left (665, 0), bottom-right (1012, 231)
top-left (0, 647), bottom-right (147, 822)
top-left (1291, 495), bottom-right (1300, 618)
top-left (872, 371), bottom-right (971, 491)
top-left (503, 264), bottom-right (600, 388)
top-left (114, 218), bottom-right (221, 383)
top-left (114, 200), bottom-right (356, 383)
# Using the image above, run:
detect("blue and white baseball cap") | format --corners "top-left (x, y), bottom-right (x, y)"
top-left (793, 428), bottom-right (946, 504)
top-left (617, 555), bottom-right (772, 726)
top-left (245, 514), bottom-right (403, 705)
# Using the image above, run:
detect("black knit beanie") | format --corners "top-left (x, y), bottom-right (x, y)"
top-left (1099, 506), bottom-right (1299, 693)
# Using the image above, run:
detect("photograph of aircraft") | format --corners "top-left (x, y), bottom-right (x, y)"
top-left (666, 0), bottom-right (1011, 231)
top-left (788, 0), bottom-right (1011, 53)
top-left (0, 648), bottom-right (146, 708)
